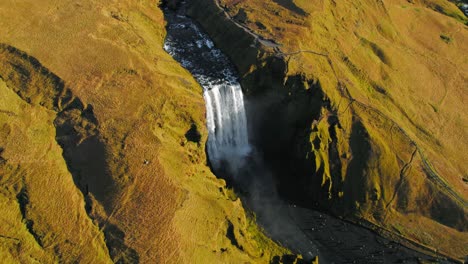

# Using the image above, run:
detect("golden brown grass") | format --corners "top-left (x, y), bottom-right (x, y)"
top-left (0, 0), bottom-right (288, 263)
top-left (0, 79), bottom-right (111, 263)
top-left (221, 0), bottom-right (467, 195)
top-left (219, 0), bottom-right (468, 260)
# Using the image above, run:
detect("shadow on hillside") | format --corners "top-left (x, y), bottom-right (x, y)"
top-left (0, 43), bottom-right (139, 263)
top-left (272, 0), bottom-right (307, 16)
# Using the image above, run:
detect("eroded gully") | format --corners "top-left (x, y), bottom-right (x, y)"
top-left (161, 2), bottom-right (450, 263)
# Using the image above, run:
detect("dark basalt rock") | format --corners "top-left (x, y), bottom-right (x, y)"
top-left (160, 0), bottom-right (179, 10)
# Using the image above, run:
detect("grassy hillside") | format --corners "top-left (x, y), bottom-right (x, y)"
top-left (0, 0), bottom-right (289, 262)
top-left (189, 0), bottom-right (467, 261)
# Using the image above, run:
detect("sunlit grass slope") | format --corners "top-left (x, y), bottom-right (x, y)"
top-left (0, 0), bottom-right (288, 263)
top-left (202, 0), bottom-right (468, 260)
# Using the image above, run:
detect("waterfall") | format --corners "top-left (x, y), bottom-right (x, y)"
top-left (204, 83), bottom-right (250, 170)
top-left (163, 7), bottom-right (251, 173)
top-left (163, 6), bottom-right (321, 261)
top-left (162, 6), bottom-right (429, 263)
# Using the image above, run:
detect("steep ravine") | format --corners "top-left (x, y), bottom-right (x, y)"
top-left (162, 4), bottom-right (319, 262)
top-left (186, 0), bottom-right (466, 263)
top-left (163, 0), bottom-right (463, 263)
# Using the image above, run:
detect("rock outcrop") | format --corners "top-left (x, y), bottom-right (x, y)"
top-left (0, 0), bottom-right (288, 262)
top-left (160, 0), bottom-right (180, 10)
top-left (188, 0), bottom-right (468, 261)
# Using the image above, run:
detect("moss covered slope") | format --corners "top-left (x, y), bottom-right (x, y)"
top-left (0, 0), bottom-right (288, 262)
top-left (188, 0), bottom-right (467, 261)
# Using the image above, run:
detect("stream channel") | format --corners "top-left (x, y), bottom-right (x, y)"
top-left (162, 2), bottom-right (452, 263)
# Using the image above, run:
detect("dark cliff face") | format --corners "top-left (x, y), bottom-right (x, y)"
top-left (187, 0), bottom-right (467, 261)
top-left (160, 0), bottom-right (179, 10)
top-left (186, 0), bottom-right (346, 210)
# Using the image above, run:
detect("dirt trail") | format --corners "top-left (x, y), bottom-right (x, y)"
top-left (215, 0), bottom-right (281, 48)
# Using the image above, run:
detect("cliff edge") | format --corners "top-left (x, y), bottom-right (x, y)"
top-left (188, 0), bottom-right (468, 261)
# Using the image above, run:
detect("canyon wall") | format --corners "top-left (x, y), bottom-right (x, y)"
top-left (0, 0), bottom-right (290, 262)
top-left (188, 0), bottom-right (468, 261)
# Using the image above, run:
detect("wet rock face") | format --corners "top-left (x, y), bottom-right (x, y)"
top-left (161, 0), bottom-right (179, 10)
top-left (187, 0), bottom-right (468, 261)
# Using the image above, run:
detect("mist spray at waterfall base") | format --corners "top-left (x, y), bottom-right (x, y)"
top-left (161, 3), bottom-right (450, 263)
top-left (204, 84), bottom-right (251, 175)
top-left (202, 81), bottom-right (320, 259)
top-left (162, 4), bottom-right (320, 261)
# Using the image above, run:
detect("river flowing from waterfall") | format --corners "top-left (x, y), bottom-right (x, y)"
top-left (163, 5), bottom-right (322, 261)
top-left (162, 2), bottom-right (440, 263)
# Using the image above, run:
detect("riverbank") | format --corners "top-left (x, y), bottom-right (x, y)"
top-left (0, 0), bottom-right (288, 262)
top-left (186, 0), bottom-right (468, 262)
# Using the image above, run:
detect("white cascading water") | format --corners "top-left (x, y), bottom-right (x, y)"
top-left (162, 6), bottom-right (421, 262)
top-left (163, 6), bottom-right (322, 261)
top-left (163, 7), bottom-right (251, 172)
top-left (204, 83), bottom-right (250, 170)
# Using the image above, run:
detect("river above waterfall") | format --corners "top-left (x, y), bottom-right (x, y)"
top-left (164, 3), bottom-right (250, 173)
top-left (162, 2), bottom-right (449, 264)
top-left (162, 3), bottom-right (322, 260)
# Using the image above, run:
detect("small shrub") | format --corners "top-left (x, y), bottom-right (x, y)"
top-left (440, 34), bottom-right (453, 43)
